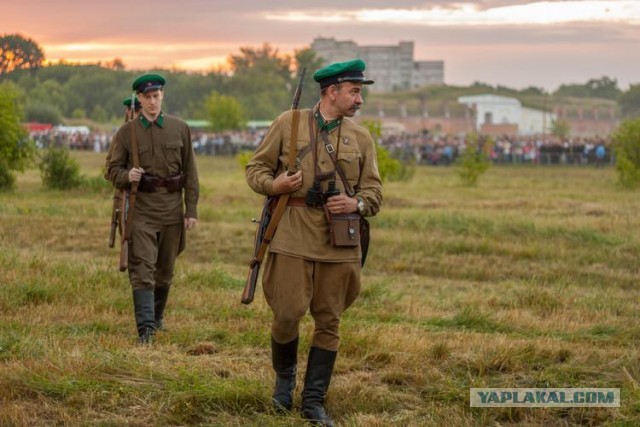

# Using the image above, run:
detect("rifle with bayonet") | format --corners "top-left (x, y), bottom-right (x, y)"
top-left (242, 68), bottom-right (306, 305)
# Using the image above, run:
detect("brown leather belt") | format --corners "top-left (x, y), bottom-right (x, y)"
top-left (287, 197), bottom-right (322, 208)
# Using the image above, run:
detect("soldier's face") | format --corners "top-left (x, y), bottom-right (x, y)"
top-left (138, 89), bottom-right (164, 117)
top-left (332, 82), bottom-right (363, 117)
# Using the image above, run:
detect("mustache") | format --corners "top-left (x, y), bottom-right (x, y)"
top-left (351, 104), bottom-right (361, 111)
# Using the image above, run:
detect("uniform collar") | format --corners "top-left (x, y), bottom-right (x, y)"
top-left (314, 108), bottom-right (341, 133)
top-left (139, 112), bottom-right (164, 128)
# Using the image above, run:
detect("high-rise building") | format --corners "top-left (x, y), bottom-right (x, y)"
top-left (311, 37), bottom-right (444, 93)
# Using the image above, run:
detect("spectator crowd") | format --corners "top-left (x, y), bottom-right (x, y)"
top-left (28, 126), bottom-right (613, 168)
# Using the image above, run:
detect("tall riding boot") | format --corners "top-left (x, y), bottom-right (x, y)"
top-left (154, 287), bottom-right (170, 331)
top-left (133, 288), bottom-right (156, 344)
top-left (271, 336), bottom-right (298, 411)
top-left (301, 347), bottom-right (337, 427)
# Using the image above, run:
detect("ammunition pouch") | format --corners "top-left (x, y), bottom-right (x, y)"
top-left (138, 174), bottom-right (185, 193)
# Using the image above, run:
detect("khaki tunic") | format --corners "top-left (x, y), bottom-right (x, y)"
top-left (108, 113), bottom-right (199, 224)
top-left (108, 113), bottom-right (199, 291)
top-left (246, 108), bottom-right (383, 262)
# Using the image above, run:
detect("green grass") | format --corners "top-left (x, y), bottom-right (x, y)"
top-left (1, 152), bottom-right (639, 426)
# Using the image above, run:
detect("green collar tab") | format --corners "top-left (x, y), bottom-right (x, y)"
top-left (139, 112), bottom-right (164, 128)
top-left (315, 111), bottom-right (341, 133)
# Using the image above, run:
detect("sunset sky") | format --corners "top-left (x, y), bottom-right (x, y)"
top-left (3, 0), bottom-right (639, 91)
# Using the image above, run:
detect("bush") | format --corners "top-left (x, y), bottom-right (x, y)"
top-left (39, 148), bottom-right (84, 190)
top-left (361, 119), bottom-right (413, 182)
top-left (236, 150), bottom-right (253, 170)
top-left (0, 160), bottom-right (16, 191)
top-left (456, 134), bottom-right (492, 187)
top-left (83, 174), bottom-right (112, 193)
top-left (613, 118), bottom-right (640, 189)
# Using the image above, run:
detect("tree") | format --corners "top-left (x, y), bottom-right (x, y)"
top-left (294, 47), bottom-right (325, 109)
top-left (0, 82), bottom-right (33, 190)
top-left (618, 84), bottom-right (640, 118)
top-left (205, 91), bottom-right (246, 132)
top-left (551, 118), bottom-right (571, 141)
top-left (553, 76), bottom-right (621, 100)
top-left (24, 103), bottom-right (63, 125)
top-left (226, 44), bottom-right (292, 120)
top-left (586, 76), bottom-right (621, 100)
top-left (29, 79), bottom-right (68, 115)
top-left (360, 119), bottom-right (413, 182)
top-left (0, 33), bottom-right (45, 75)
top-left (613, 118), bottom-right (640, 188)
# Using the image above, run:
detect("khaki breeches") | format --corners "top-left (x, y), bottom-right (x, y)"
top-left (262, 252), bottom-right (361, 351)
top-left (128, 220), bottom-right (183, 291)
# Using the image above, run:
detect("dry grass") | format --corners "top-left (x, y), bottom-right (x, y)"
top-left (1, 152), bottom-right (639, 426)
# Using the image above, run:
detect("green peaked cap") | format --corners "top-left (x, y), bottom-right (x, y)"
top-left (313, 59), bottom-right (374, 89)
top-left (132, 73), bottom-right (166, 93)
top-left (122, 96), bottom-right (141, 108)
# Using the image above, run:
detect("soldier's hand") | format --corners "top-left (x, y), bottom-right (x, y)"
top-left (184, 217), bottom-right (197, 230)
top-left (272, 170), bottom-right (302, 194)
top-left (325, 194), bottom-right (358, 214)
top-left (128, 167), bottom-right (145, 183)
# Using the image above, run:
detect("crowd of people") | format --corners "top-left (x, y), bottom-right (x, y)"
top-left (29, 126), bottom-right (613, 168)
top-left (382, 133), bottom-right (613, 166)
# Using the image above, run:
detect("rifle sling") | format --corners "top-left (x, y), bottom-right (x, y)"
top-left (318, 120), bottom-right (355, 197)
top-left (252, 109), bottom-right (300, 264)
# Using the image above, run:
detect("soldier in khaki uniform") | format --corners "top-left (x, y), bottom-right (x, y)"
top-left (108, 74), bottom-right (199, 344)
top-left (246, 59), bottom-right (382, 426)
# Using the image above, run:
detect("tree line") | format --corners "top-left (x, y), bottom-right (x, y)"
top-left (0, 34), bottom-right (324, 127)
top-left (2, 33), bottom-right (640, 128)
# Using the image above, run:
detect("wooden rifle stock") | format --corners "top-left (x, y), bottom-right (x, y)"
top-left (108, 191), bottom-right (121, 248)
top-left (241, 68), bottom-right (306, 305)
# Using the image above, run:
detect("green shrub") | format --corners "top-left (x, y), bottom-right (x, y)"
top-left (236, 150), bottom-right (253, 170)
top-left (613, 117), bottom-right (640, 189)
top-left (82, 174), bottom-right (112, 193)
top-left (0, 160), bottom-right (16, 191)
top-left (39, 148), bottom-right (84, 190)
top-left (456, 134), bottom-right (492, 187)
top-left (362, 119), bottom-right (413, 182)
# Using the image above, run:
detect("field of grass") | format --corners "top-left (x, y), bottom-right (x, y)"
top-left (1, 152), bottom-right (639, 426)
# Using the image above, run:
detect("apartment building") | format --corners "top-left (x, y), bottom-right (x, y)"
top-left (311, 37), bottom-right (444, 93)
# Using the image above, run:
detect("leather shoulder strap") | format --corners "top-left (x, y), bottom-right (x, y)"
top-left (319, 129), bottom-right (355, 197)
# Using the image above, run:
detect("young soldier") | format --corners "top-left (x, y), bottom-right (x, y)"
top-left (108, 74), bottom-right (199, 344)
top-left (246, 59), bottom-right (383, 426)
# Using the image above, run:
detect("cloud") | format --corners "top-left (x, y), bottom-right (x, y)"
top-left (2, 0), bottom-right (639, 89)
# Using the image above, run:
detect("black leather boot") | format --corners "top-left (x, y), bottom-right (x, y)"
top-left (154, 287), bottom-right (170, 331)
top-left (133, 289), bottom-right (156, 344)
top-left (301, 347), bottom-right (337, 427)
top-left (271, 336), bottom-right (298, 412)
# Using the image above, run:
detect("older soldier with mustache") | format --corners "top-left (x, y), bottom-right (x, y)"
top-left (246, 59), bottom-right (383, 426)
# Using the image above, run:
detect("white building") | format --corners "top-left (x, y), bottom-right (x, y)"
top-left (457, 94), bottom-right (555, 135)
top-left (311, 37), bottom-right (444, 93)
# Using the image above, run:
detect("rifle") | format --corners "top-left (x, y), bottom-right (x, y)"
top-left (119, 101), bottom-right (140, 272)
top-left (108, 193), bottom-right (121, 248)
top-left (242, 68), bottom-right (306, 304)
top-left (108, 95), bottom-right (136, 248)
